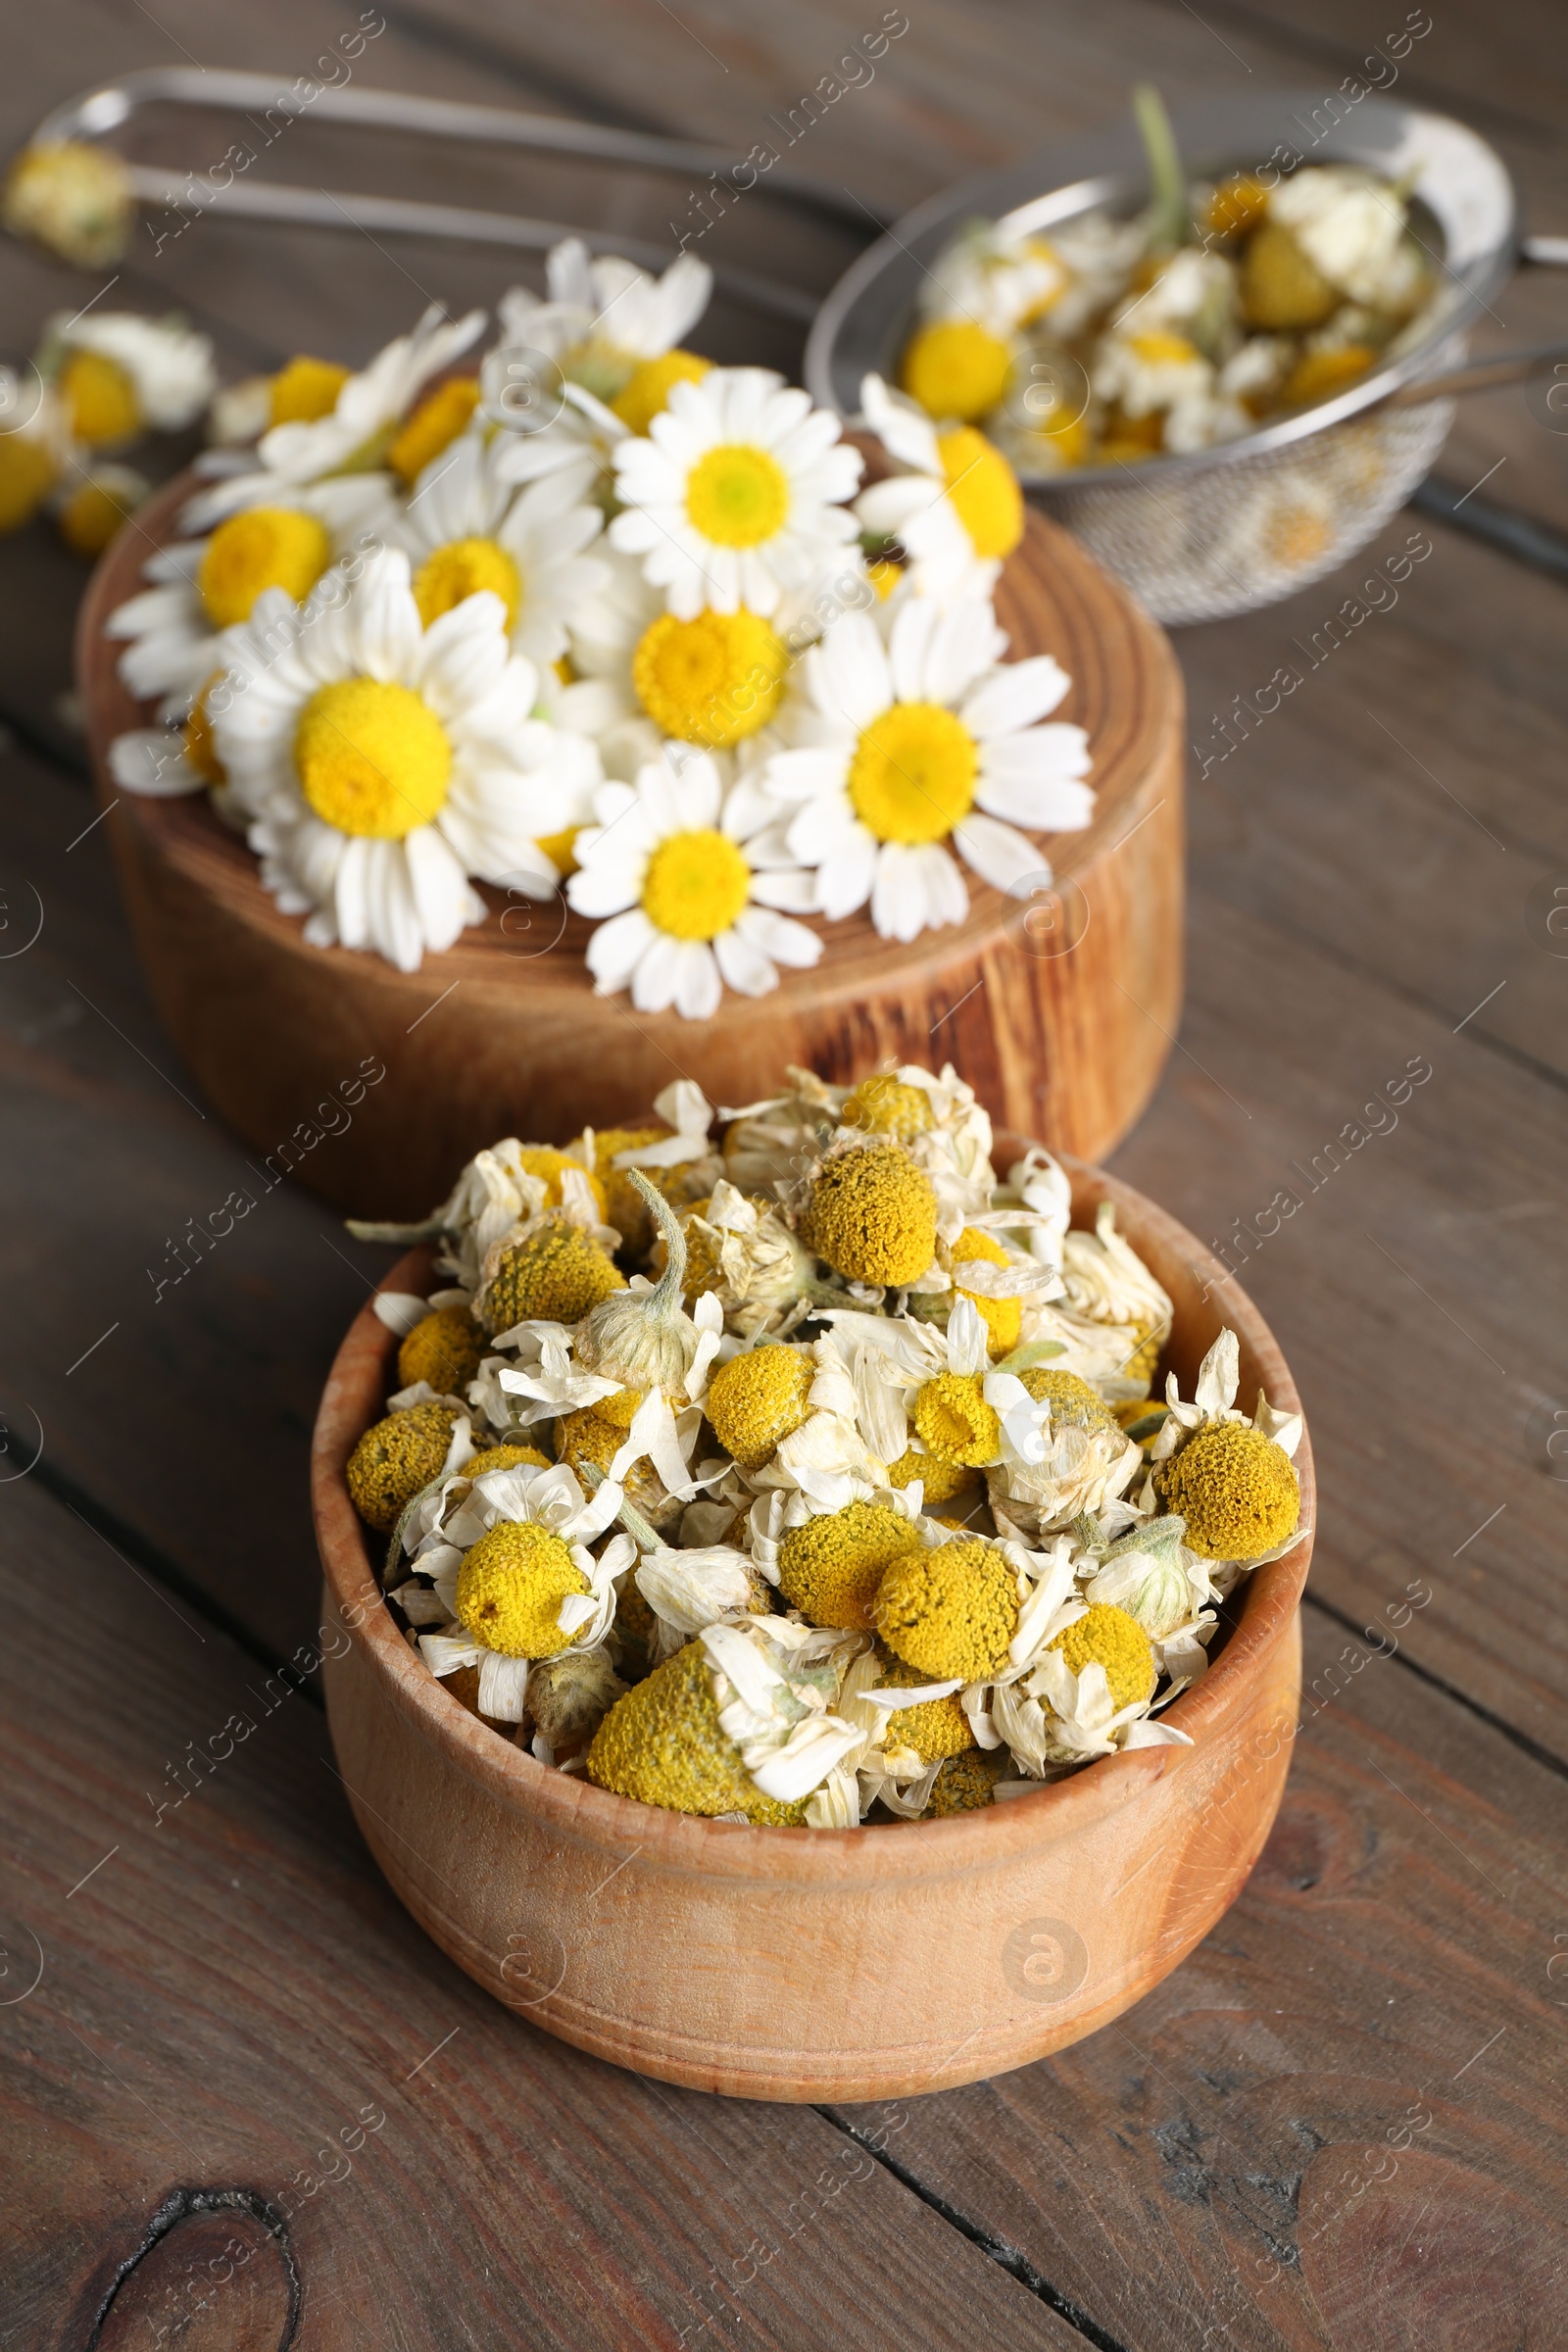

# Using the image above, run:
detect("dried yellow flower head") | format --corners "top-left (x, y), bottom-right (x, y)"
top-left (555, 1407), bottom-right (680, 1535)
top-left (841, 1074), bottom-right (932, 1142)
top-left (514, 1146), bottom-right (608, 1220)
top-left (874, 1537), bottom-right (1018, 1683)
top-left (706, 1347), bottom-right (813, 1471)
top-left (527, 1646), bottom-right (626, 1750)
top-left (1154, 1422), bottom-right (1299, 1561)
top-left (1047, 1602), bottom-right (1156, 1710)
top-left (397, 1305), bottom-right (485, 1396)
top-left (3, 141), bottom-right (132, 268)
top-left (887, 1448), bottom-right (982, 1506)
top-left (873, 1651), bottom-right (972, 1761)
top-left (481, 1220), bottom-right (625, 1332)
top-left (455, 1520), bottom-right (588, 1658)
top-left (802, 1145), bottom-right (937, 1288)
top-left (912, 1371), bottom-right (1001, 1468)
top-left (949, 1226), bottom-right (1020, 1356)
top-left (776, 1501), bottom-right (922, 1631)
top-left (463, 1443), bottom-right (552, 1478)
top-left (585, 1641), bottom-right (808, 1823)
top-left (593, 1126), bottom-right (673, 1253)
top-left (346, 1401), bottom-right (457, 1532)
top-left (926, 1747), bottom-right (1006, 1815)
top-left (1017, 1365), bottom-right (1118, 1431)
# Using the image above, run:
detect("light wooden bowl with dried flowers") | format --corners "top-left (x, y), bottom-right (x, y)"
top-left (78, 473), bottom-right (1184, 1221)
top-left (312, 1139), bottom-right (1309, 2103)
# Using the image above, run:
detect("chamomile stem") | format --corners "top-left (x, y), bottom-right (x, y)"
top-left (1132, 83), bottom-right (1191, 250)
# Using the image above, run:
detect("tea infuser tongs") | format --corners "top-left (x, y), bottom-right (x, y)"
top-left (26, 67), bottom-right (881, 324)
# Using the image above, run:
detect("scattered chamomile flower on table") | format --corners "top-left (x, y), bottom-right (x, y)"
top-left (348, 1059), bottom-right (1307, 1821)
top-left (2, 139), bottom-right (134, 268)
top-left (204, 546), bottom-right (601, 970)
top-left (497, 236), bottom-right (715, 430)
top-left (38, 309), bottom-right (216, 447)
top-left (760, 593), bottom-right (1094, 942)
top-left (566, 743), bottom-right (821, 1018)
top-left (610, 365), bottom-right (863, 619)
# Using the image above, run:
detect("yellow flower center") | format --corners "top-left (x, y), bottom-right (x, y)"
top-left (936, 427), bottom-right (1024, 559)
top-left (847, 702), bottom-right (978, 846)
top-left (803, 1144), bottom-right (938, 1288)
top-left (873, 1537), bottom-right (1017, 1683)
top-left (4, 141), bottom-right (132, 271)
top-left (514, 1146), bottom-right (608, 1220)
top-left (482, 1221), bottom-right (625, 1332)
top-left (866, 558), bottom-right (902, 601)
top-left (1048, 1602), bottom-right (1156, 1711)
top-left (949, 1226), bottom-right (1020, 1357)
top-left (396, 1305), bottom-right (485, 1396)
top-left (1127, 330), bottom-right (1202, 368)
top-left (706, 1346), bottom-right (813, 1472)
top-left (684, 442), bottom-right (789, 548)
top-left (776, 1502), bottom-right (922, 1632)
top-left (900, 319), bottom-right (1013, 423)
top-left (0, 433), bottom-right (57, 533)
top-left (912, 1371), bottom-right (1001, 1468)
top-left (293, 677), bottom-right (452, 839)
top-left (1154, 1422), bottom-right (1299, 1562)
top-left (269, 356), bottom-right (351, 425)
top-left (413, 534), bottom-right (521, 631)
top-left (611, 348), bottom-right (712, 436)
top-left (60, 350), bottom-right (140, 446)
top-left (536, 826), bottom-right (580, 876)
top-left (58, 477), bottom-right (135, 559)
top-left (455, 1519), bottom-right (588, 1659)
top-left (842, 1074), bottom-right (932, 1141)
top-left (198, 506), bottom-right (333, 628)
top-left (388, 375), bottom-right (482, 485)
top-left (345, 1401), bottom-right (458, 1532)
top-left (183, 682), bottom-right (224, 785)
top-left (632, 610), bottom-right (787, 747)
top-left (640, 827), bottom-right (752, 941)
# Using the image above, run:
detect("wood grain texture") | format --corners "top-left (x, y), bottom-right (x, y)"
top-left (312, 1146), bottom-right (1312, 2100)
top-left (828, 1592), bottom-right (1568, 2350)
top-left (0, 1473), bottom-right (1083, 2352)
top-left (77, 471), bottom-right (1186, 1215)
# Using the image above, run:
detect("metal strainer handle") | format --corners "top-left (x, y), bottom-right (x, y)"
top-left (1385, 335), bottom-right (1568, 410)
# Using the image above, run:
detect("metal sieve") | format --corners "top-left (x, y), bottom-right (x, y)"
top-left (806, 90), bottom-right (1567, 622)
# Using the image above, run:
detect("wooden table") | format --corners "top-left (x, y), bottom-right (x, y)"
top-left (3, 3), bottom-right (1565, 2345)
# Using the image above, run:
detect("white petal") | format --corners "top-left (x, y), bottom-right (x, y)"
top-left (960, 656), bottom-right (1073, 738)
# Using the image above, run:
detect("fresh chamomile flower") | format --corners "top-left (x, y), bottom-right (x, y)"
top-left (53, 459), bottom-right (148, 558)
top-left (3, 141), bottom-right (133, 269)
top-left (498, 236), bottom-right (714, 424)
top-left (566, 744), bottom-right (821, 1019)
top-left (208, 547), bottom-right (602, 972)
top-left (182, 303), bottom-right (485, 532)
top-left (388, 423), bottom-right (610, 671)
top-left (0, 376), bottom-right (70, 538)
top-left (609, 366), bottom-right (862, 620)
top-left (408, 1458), bottom-right (626, 1721)
top-left (106, 587), bottom-right (286, 817)
top-left (585, 1619), bottom-right (858, 1821)
top-left (105, 503), bottom-right (347, 719)
top-left (40, 310), bottom-right (215, 445)
top-left (761, 594), bottom-right (1093, 943)
top-left (856, 374), bottom-right (1024, 601)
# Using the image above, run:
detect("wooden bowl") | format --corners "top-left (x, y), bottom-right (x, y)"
top-left (78, 476), bottom-right (1184, 1220)
top-left (312, 1136), bottom-right (1310, 2102)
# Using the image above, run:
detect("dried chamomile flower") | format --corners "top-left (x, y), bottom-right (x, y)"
top-left (841, 1073), bottom-right (934, 1142)
top-left (864, 1650), bottom-right (972, 1764)
top-left (706, 1345), bottom-right (814, 1472)
top-left (397, 1305), bottom-right (485, 1396)
top-left (925, 1747), bottom-right (1007, 1816)
top-left (942, 1226), bottom-right (1024, 1356)
top-left (771, 1498), bottom-right (925, 1631)
top-left (573, 1175), bottom-right (718, 1408)
top-left (463, 1443), bottom-right (553, 1479)
top-left (348, 1400), bottom-right (465, 1532)
top-left (480, 1220), bottom-right (626, 1333)
top-left (874, 1537), bottom-right (1021, 1683)
top-left (4, 142), bottom-right (134, 269)
top-left (667, 1181), bottom-right (821, 1330)
top-left (555, 1405), bottom-right (684, 1538)
top-left (456, 1520), bottom-right (591, 1659)
top-left (586, 1623), bottom-right (858, 1822)
top-left (1057, 1200), bottom-right (1174, 1389)
top-left (525, 1643), bottom-right (626, 1758)
top-left (1154, 1423), bottom-right (1298, 1563)
top-left (801, 1143), bottom-right (938, 1289)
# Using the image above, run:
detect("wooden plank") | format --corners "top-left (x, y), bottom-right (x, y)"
top-left (1114, 877), bottom-right (1568, 1765)
top-left (829, 1599), bottom-right (1568, 2351)
top-left (0, 1469), bottom-right (1083, 2352)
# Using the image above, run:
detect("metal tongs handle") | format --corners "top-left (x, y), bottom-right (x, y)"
top-left (30, 68), bottom-right (878, 324)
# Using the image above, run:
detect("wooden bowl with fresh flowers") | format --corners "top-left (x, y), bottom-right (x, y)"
top-left (312, 1068), bottom-right (1311, 2101)
top-left (76, 254), bottom-right (1183, 1219)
